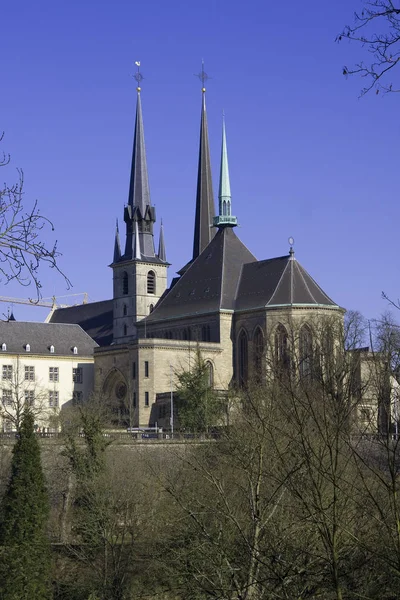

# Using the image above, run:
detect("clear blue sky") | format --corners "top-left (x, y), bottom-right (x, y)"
top-left (1, 0), bottom-right (398, 322)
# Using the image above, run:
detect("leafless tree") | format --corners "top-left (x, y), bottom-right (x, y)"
top-left (0, 133), bottom-right (70, 298)
top-left (0, 358), bottom-right (50, 432)
top-left (337, 1), bottom-right (400, 96)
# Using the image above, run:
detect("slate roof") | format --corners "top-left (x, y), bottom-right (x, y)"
top-left (235, 253), bottom-right (338, 311)
top-left (48, 300), bottom-right (113, 346)
top-left (144, 227), bottom-right (256, 322)
top-left (0, 321), bottom-right (98, 356)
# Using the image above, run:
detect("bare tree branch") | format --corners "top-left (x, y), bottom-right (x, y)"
top-left (0, 133), bottom-right (71, 299)
top-left (337, 1), bottom-right (400, 96)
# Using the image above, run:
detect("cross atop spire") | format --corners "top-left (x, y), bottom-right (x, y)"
top-left (195, 60), bottom-right (210, 92)
top-left (134, 60), bottom-right (143, 92)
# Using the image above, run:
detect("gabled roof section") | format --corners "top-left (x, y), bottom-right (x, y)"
top-left (145, 227), bottom-right (256, 322)
top-left (0, 321), bottom-right (98, 355)
top-left (48, 300), bottom-right (113, 346)
top-left (192, 91), bottom-right (216, 260)
top-left (128, 91), bottom-right (151, 217)
top-left (235, 253), bottom-right (338, 311)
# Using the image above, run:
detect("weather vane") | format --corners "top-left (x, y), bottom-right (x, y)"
top-left (134, 60), bottom-right (143, 91)
top-left (288, 236), bottom-right (295, 255)
top-left (195, 60), bottom-right (210, 91)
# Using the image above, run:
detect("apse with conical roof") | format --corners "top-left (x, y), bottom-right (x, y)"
top-left (192, 67), bottom-right (216, 260)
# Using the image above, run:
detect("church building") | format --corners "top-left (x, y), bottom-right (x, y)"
top-left (50, 75), bottom-right (345, 429)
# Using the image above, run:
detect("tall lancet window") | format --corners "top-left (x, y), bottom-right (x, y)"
top-left (147, 271), bottom-right (156, 294)
top-left (238, 330), bottom-right (249, 387)
top-left (275, 324), bottom-right (289, 372)
top-left (299, 325), bottom-right (313, 378)
top-left (123, 271), bottom-right (129, 295)
top-left (223, 201), bottom-right (227, 216)
top-left (253, 327), bottom-right (264, 381)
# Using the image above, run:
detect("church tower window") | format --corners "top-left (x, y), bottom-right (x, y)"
top-left (147, 270), bottom-right (156, 294)
top-left (122, 272), bottom-right (129, 295)
top-left (238, 330), bottom-right (248, 386)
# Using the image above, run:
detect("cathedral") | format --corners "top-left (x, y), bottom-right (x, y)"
top-left (50, 76), bottom-right (344, 429)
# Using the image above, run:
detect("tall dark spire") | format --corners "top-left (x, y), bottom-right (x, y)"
top-left (158, 220), bottom-right (166, 262)
top-left (127, 91), bottom-right (150, 217)
top-left (192, 65), bottom-right (215, 260)
top-left (121, 70), bottom-right (157, 261)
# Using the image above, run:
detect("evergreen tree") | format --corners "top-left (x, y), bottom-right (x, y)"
top-left (0, 410), bottom-right (52, 600)
top-left (176, 347), bottom-right (223, 433)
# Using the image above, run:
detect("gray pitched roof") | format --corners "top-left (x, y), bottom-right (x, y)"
top-left (0, 321), bottom-right (98, 356)
top-left (144, 227), bottom-right (256, 322)
top-left (48, 300), bottom-right (113, 346)
top-left (235, 253), bottom-right (338, 311)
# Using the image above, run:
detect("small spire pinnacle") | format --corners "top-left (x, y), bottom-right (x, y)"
top-left (213, 114), bottom-right (237, 228)
top-left (158, 219), bottom-right (167, 262)
top-left (113, 219), bottom-right (122, 263)
top-left (133, 220), bottom-right (141, 260)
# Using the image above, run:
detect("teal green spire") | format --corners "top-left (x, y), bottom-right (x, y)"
top-left (214, 115), bottom-right (237, 228)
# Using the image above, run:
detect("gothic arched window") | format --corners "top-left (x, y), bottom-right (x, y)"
top-left (238, 329), bottom-right (249, 386)
top-left (123, 304), bottom-right (127, 316)
top-left (123, 324), bottom-right (127, 336)
top-left (205, 361), bottom-right (214, 388)
top-left (147, 271), bottom-right (156, 294)
top-left (122, 271), bottom-right (129, 295)
top-left (253, 327), bottom-right (264, 380)
top-left (223, 200), bottom-right (227, 216)
top-left (275, 324), bottom-right (289, 371)
top-left (299, 324), bottom-right (313, 378)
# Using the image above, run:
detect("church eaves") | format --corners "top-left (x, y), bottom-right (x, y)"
top-left (192, 87), bottom-right (216, 260)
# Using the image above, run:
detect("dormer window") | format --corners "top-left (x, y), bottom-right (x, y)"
top-left (1, 343), bottom-right (6, 351)
top-left (50, 345), bottom-right (55, 353)
top-left (73, 346), bottom-right (78, 355)
top-left (25, 344), bottom-right (30, 352)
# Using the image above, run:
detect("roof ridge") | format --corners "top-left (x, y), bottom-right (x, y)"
top-left (219, 229), bottom-right (227, 310)
top-left (297, 261), bottom-right (336, 304)
top-left (294, 260), bottom-right (317, 303)
top-left (266, 256), bottom-right (290, 306)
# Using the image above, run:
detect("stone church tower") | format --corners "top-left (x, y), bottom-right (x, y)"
top-left (110, 85), bottom-right (168, 344)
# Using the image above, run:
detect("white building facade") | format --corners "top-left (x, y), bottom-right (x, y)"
top-left (0, 321), bottom-right (97, 432)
